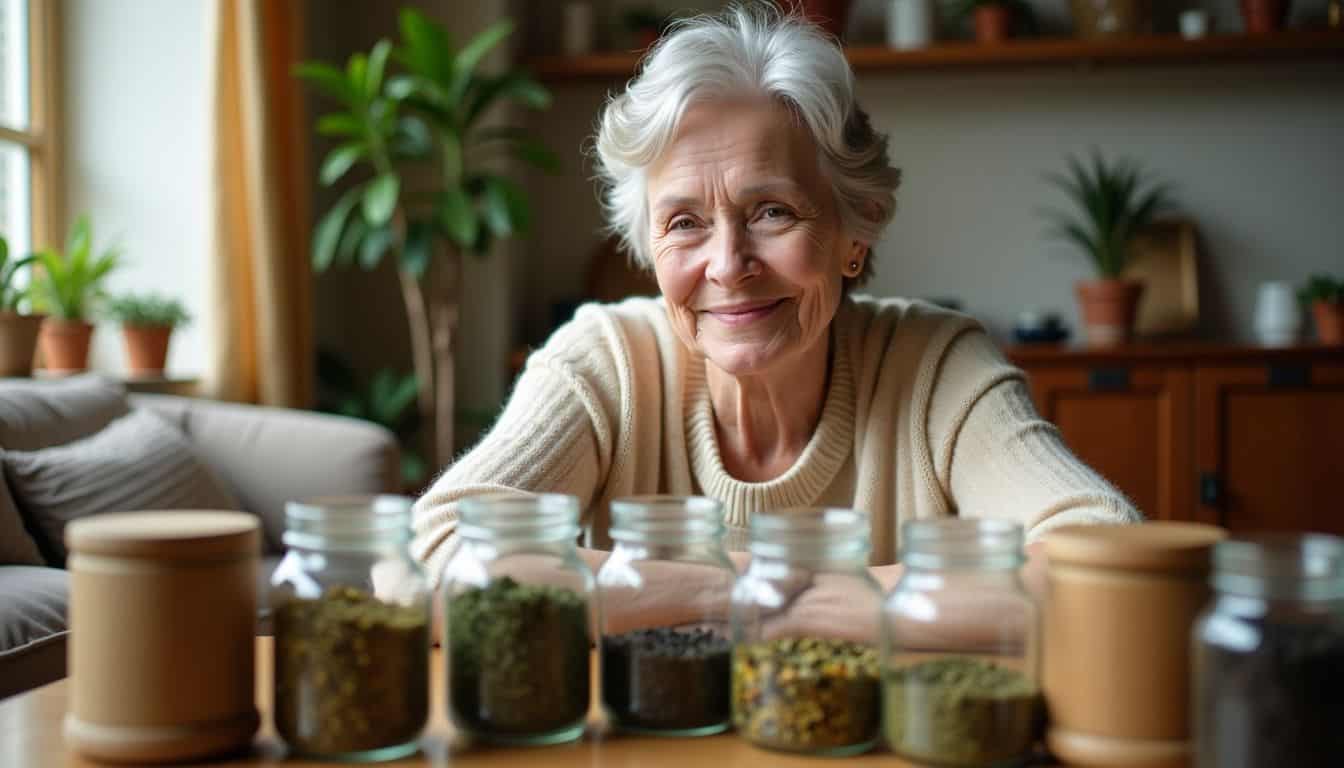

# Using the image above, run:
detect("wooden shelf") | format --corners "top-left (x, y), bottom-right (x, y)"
top-left (526, 29), bottom-right (1344, 82)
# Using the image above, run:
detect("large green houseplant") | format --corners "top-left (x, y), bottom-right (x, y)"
top-left (1042, 151), bottom-right (1173, 346)
top-left (0, 234), bottom-right (43, 376)
top-left (30, 216), bottom-right (122, 372)
top-left (298, 8), bottom-right (555, 465)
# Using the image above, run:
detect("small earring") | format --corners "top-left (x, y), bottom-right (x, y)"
top-left (847, 260), bottom-right (860, 276)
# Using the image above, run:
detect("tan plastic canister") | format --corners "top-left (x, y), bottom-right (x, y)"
top-left (63, 511), bottom-right (260, 763)
top-left (1043, 522), bottom-right (1226, 768)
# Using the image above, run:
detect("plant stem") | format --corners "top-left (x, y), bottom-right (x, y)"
top-left (398, 265), bottom-right (436, 464)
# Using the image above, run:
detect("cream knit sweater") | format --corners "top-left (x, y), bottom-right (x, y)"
top-left (412, 296), bottom-right (1140, 582)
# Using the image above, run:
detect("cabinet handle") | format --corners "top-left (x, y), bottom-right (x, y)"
top-left (1088, 367), bottom-right (1130, 392)
top-left (1199, 472), bottom-right (1222, 508)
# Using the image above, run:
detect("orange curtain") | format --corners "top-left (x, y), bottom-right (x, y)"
top-left (206, 0), bottom-right (312, 406)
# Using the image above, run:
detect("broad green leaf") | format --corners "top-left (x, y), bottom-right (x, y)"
top-left (359, 226), bottom-right (394, 270)
top-left (365, 40), bottom-right (392, 100)
top-left (294, 62), bottom-right (357, 104)
top-left (346, 53), bottom-right (368, 100)
top-left (481, 175), bottom-right (530, 237)
top-left (398, 8), bottom-right (455, 81)
top-left (362, 173), bottom-right (399, 226)
top-left (313, 187), bottom-right (363, 271)
top-left (316, 113), bottom-right (362, 138)
top-left (401, 218), bottom-right (433, 277)
top-left (435, 187), bottom-right (477, 248)
top-left (441, 131), bottom-right (462, 183)
top-left (337, 213), bottom-right (369, 264)
top-left (392, 116), bottom-right (432, 159)
top-left (465, 72), bottom-right (550, 127)
top-left (471, 127), bottom-right (559, 173)
top-left (448, 20), bottom-right (514, 105)
top-left (320, 143), bottom-right (365, 186)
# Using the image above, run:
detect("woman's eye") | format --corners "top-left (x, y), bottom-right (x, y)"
top-left (760, 206), bottom-right (793, 221)
top-left (669, 217), bottom-right (697, 231)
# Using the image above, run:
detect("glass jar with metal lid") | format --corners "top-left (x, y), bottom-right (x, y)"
top-left (269, 495), bottom-right (430, 762)
top-left (597, 495), bottom-right (736, 736)
top-left (1193, 533), bottom-right (1344, 768)
top-left (730, 507), bottom-right (883, 756)
top-left (442, 493), bottom-right (594, 746)
top-left (882, 518), bottom-right (1040, 767)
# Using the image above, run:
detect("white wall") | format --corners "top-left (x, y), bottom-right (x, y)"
top-left (62, 0), bottom-right (212, 376)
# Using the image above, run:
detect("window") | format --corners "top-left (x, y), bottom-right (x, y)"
top-left (0, 0), bottom-right (59, 258)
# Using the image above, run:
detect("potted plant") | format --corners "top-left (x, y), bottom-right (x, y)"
top-left (29, 216), bottom-right (121, 372)
top-left (297, 9), bottom-right (555, 465)
top-left (104, 294), bottom-right (191, 375)
top-left (949, 0), bottom-right (1038, 43)
top-left (1298, 274), bottom-right (1344, 345)
top-left (0, 234), bottom-right (42, 377)
top-left (1042, 151), bottom-right (1174, 347)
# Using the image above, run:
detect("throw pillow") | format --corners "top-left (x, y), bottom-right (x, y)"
top-left (3, 409), bottom-right (242, 564)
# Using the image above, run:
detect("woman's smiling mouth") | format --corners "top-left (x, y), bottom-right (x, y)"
top-left (702, 298), bottom-right (788, 326)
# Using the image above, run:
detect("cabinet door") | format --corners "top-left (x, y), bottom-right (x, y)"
top-left (1025, 366), bottom-right (1193, 522)
top-left (1196, 363), bottom-right (1344, 534)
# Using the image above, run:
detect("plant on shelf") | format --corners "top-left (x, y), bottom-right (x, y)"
top-left (1041, 150), bottom-right (1174, 347)
top-left (29, 216), bottom-right (122, 372)
top-left (0, 234), bottom-right (43, 376)
top-left (947, 0), bottom-right (1038, 43)
top-left (1298, 274), bottom-right (1344, 345)
top-left (103, 294), bottom-right (192, 376)
top-left (317, 348), bottom-right (426, 488)
top-left (297, 8), bottom-right (555, 467)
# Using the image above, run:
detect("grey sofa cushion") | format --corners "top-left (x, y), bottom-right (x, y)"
top-left (0, 374), bottom-right (129, 566)
top-left (3, 409), bottom-right (241, 564)
top-left (0, 565), bottom-right (68, 700)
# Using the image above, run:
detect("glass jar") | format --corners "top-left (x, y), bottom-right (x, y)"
top-left (443, 493), bottom-right (594, 745)
top-left (269, 496), bottom-right (430, 762)
top-left (597, 496), bottom-right (736, 736)
top-left (882, 518), bottom-right (1040, 768)
top-left (730, 507), bottom-right (883, 756)
top-left (1193, 534), bottom-right (1344, 768)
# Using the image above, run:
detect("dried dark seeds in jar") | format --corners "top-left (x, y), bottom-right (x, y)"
top-left (884, 656), bottom-right (1039, 767)
top-left (448, 577), bottom-right (590, 742)
top-left (732, 636), bottom-right (881, 755)
top-left (602, 627), bottom-right (731, 734)
top-left (274, 586), bottom-right (429, 758)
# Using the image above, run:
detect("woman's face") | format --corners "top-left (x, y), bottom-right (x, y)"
top-left (646, 98), bottom-right (862, 377)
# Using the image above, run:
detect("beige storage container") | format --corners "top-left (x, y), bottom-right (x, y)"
top-left (1043, 522), bottom-right (1226, 768)
top-left (63, 511), bottom-right (260, 763)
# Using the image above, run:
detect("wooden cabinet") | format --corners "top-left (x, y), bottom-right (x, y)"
top-left (1008, 344), bottom-right (1344, 535)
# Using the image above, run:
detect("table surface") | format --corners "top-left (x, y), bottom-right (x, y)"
top-left (0, 637), bottom-right (1060, 767)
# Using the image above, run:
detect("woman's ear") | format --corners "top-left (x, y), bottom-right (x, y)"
top-left (842, 240), bottom-right (867, 278)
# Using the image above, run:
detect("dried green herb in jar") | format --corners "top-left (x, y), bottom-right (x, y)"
top-left (448, 576), bottom-right (591, 739)
top-left (732, 637), bottom-right (881, 754)
top-left (884, 656), bottom-right (1039, 767)
top-left (273, 586), bottom-right (429, 758)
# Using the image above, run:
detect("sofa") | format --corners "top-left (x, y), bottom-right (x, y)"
top-left (0, 374), bottom-right (400, 700)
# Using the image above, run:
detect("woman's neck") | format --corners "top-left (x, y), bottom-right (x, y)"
top-left (705, 331), bottom-right (831, 483)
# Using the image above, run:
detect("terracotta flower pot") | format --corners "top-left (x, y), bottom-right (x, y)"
top-left (39, 318), bottom-right (95, 373)
top-left (974, 4), bottom-right (1013, 42)
top-left (122, 325), bottom-right (173, 375)
top-left (1075, 278), bottom-right (1145, 347)
top-left (1312, 301), bottom-right (1344, 345)
top-left (0, 312), bottom-right (45, 377)
top-left (1241, 0), bottom-right (1291, 34)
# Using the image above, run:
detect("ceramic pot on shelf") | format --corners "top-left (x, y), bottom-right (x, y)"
top-left (1075, 278), bottom-right (1145, 347)
top-left (122, 325), bottom-right (173, 376)
top-left (1311, 301), bottom-right (1344, 345)
top-left (1241, 0), bottom-right (1292, 34)
top-left (38, 318), bottom-right (95, 373)
top-left (974, 3), bottom-right (1012, 42)
top-left (0, 312), bottom-right (44, 377)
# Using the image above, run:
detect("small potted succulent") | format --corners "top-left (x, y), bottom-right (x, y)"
top-left (1041, 151), bottom-right (1175, 347)
top-left (1298, 274), bottom-right (1343, 345)
top-left (949, 0), bottom-right (1038, 43)
top-left (0, 234), bottom-right (43, 377)
top-left (29, 216), bottom-right (121, 372)
top-left (104, 294), bottom-right (192, 375)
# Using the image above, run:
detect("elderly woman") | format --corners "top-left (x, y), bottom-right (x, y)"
top-left (413, 6), bottom-right (1138, 624)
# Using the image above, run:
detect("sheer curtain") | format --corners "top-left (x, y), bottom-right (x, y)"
top-left (205, 0), bottom-right (311, 406)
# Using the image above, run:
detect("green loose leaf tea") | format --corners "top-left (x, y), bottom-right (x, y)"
top-left (273, 586), bottom-right (429, 757)
top-left (884, 656), bottom-right (1039, 767)
top-left (448, 576), bottom-right (590, 739)
top-left (602, 627), bottom-right (731, 733)
top-left (732, 637), bottom-right (881, 754)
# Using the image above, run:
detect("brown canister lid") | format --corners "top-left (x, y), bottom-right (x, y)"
top-left (1045, 522), bottom-right (1227, 574)
top-left (66, 511), bottom-right (259, 560)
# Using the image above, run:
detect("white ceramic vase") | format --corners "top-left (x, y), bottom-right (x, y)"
top-left (887, 0), bottom-right (935, 50)
top-left (1253, 281), bottom-right (1302, 346)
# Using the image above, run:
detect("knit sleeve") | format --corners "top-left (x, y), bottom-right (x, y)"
top-left (926, 331), bottom-right (1143, 541)
top-left (410, 311), bottom-right (625, 584)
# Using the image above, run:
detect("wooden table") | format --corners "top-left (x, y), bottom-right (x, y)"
top-left (2, 637), bottom-right (1038, 767)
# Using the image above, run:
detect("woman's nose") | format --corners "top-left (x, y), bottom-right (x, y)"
top-left (704, 222), bottom-right (759, 287)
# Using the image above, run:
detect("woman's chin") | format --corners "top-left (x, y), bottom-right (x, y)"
top-left (702, 340), bottom-right (791, 379)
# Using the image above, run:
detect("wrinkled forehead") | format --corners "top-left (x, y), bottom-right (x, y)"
top-left (646, 96), bottom-right (826, 198)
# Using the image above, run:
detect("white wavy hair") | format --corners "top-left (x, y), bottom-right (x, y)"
top-left (592, 2), bottom-right (901, 285)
